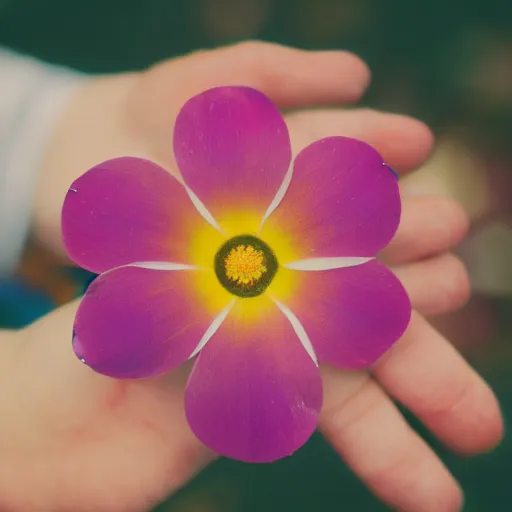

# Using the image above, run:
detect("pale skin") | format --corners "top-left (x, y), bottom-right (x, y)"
top-left (0, 41), bottom-right (503, 512)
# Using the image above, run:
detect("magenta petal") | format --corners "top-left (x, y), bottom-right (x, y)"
top-left (73, 266), bottom-right (219, 379)
top-left (185, 300), bottom-right (322, 462)
top-left (173, 87), bottom-right (291, 220)
top-left (283, 260), bottom-right (411, 369)
top-left (262, 137), bottom-right (401, 259)
top-left (62, 157), bottom-right (212, 273)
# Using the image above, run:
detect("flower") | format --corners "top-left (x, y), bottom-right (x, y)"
top-left (62, 86), bottom-right (411, 463)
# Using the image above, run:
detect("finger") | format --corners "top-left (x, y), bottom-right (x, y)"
top-left (319, 367), bottom-right (462, 512)
top-left (383, 196), bottom-right (469, 265)
top-left (373, 312), bottom-right (504, 455)
top-left (146, 40), bottom-right (370, 113)
top-left (286, 108), bottom-right (434, 173)
top-left (393, 253), bottom-right (471, 315)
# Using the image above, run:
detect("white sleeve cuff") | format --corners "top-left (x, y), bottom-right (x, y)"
top-left (0, 49), bottom-right (87, 277)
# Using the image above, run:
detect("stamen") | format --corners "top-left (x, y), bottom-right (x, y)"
top-left (225, 245), bottom-right (267, 285)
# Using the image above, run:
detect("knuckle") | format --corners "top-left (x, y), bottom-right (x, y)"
top-left (365, 443), bottom-right (416, 484)
top-left (321, 377), bottom-right (380, 433)
top-left (431, 376), bottom-right (476, 419)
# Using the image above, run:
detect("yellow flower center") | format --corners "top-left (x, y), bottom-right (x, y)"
top-left (214, 234), bottom-right (278, 298)
top-left (224, 244), bottom-right (267, 286)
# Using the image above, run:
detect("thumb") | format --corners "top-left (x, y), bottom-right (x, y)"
top-left (6, 300), bottom-right (120, 437)
top-left (1, 300), bottom-right (213, 509)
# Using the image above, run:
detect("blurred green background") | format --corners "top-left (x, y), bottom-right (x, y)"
top-left (1, 0), bottom-right (511, 510)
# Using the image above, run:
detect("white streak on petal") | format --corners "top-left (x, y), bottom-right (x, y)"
top-left (259, 162), bottom-right (294, 232)
top-left (185, 184), bottom-right (225, 234)
top-left (97, 261), bottom-right (202, 278)
top-left (273, 298), bottom-right (318, 366)
top-left (128, 261), bottom-right (199, 271)
top-left (284, 257), bottom-right (374, 271)
top-left (189, 299), bottom-right (236, 359)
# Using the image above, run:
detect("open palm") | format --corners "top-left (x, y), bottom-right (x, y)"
top-left (0, 42), bottom-right (502, 512)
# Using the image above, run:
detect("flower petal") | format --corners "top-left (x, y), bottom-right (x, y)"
top-left (274, 260), bottom-right (411, 369)
top-left (185, 297), bottom-right (322, 462)
top-left (261, 137), bottom-right (401, 261)
top-left (73, 265), bottom-right (231, 379)
top-left (173, 87), bottom-right (291, 225)
top-left (62, 157), bottom-right (222, 273)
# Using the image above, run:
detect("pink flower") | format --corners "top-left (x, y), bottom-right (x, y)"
top-left (62, 86), bottom-right (411, 462)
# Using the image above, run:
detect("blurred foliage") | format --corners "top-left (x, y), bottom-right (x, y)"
top-left (0, 0), bottom-right (511, 510)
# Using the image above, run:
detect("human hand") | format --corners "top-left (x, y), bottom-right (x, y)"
top-left (1, 42), bottom-right (502, 512)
